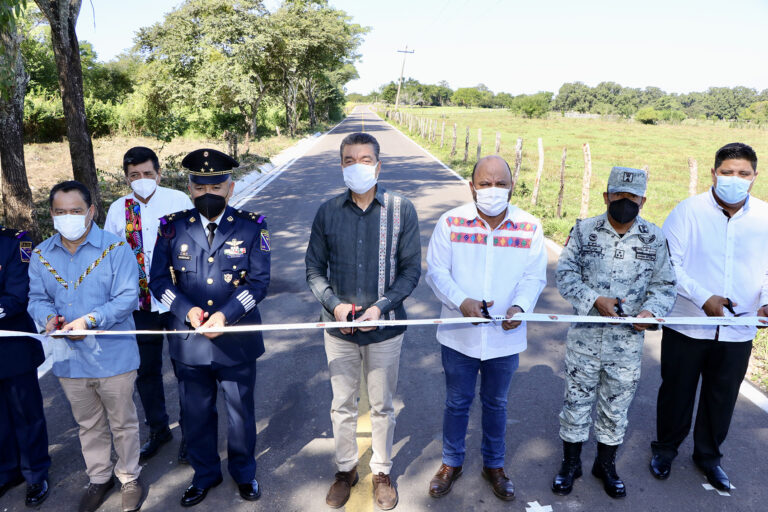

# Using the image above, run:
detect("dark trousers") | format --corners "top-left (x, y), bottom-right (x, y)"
top-left (133, 310), bottom-right (170, 434)
top-left (651, 327), bottom-right (752, 468)
top-left (0, 370), bottom-right (51, 485)
top-left (174, 360), bottom-right (257, 487)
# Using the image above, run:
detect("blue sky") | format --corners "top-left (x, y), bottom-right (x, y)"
top-left (76, 0), bottom-right (768, 95)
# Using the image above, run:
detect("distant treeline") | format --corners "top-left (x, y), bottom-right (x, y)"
top-left (348, 79), bottom-right (768, 124)
top-left (21, 0), bottom-right (366, 143)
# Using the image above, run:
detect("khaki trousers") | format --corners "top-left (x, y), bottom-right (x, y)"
top-left (59, 370), bottom-right (141, 484)
top-left (324, 332), bottom-right (403, 475)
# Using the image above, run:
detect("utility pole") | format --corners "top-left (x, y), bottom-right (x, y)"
top-left (394, 45), bottom-right (414, 110)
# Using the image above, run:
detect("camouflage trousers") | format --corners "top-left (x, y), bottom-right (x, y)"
top-left (558, 331), bottom-right (643, 445)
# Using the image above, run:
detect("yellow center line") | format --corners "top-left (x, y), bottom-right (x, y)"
top-left (346, 374), bottom-right (374, 512)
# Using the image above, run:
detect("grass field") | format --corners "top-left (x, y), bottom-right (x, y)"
top-left (377, 106), bottom-right (768, 244)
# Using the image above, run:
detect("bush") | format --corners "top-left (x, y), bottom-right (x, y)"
top-left (84, 97), bottom-right (118, 137)
top-left (658, 109), bottom-right (686, 123)
top-left (24, 93), bottom-right (66, 142)
top-left (635, 107), bottom-right (660, 125)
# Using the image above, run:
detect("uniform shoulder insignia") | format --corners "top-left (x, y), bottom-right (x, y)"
top-left (233, 209), bottom-right (265, 224)
top-left (161, 209), bottom-right (188, 223)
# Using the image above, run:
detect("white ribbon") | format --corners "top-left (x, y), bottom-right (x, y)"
top-left (2, 312), bottom-right (766, 340)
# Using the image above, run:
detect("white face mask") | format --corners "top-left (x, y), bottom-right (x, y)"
top-left (714, 175), bottom-right (752, 204)
top-left (131, 177), bottom-right (158, 199)
top-left (54, 214), bottom-right (90, 241)
top-left (475, 186), bottom-right (510, 216)
top-left (343, 162), bottom-right (378, 194)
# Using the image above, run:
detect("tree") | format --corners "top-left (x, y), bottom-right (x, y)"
top-left (452, 87), bottom-right (483, 108)
top-left (34, 0), bottom-right (103, 221)
top-left (0, 0), bottom-right (39, 239)
top-left (513, 92), bottom-right (552, 118)
top-left (635, 106), bottom-right (659, 125)
top-left (553, 82), bottom-right (594, 113)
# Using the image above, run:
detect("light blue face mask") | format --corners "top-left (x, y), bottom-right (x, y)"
top-left (715, 175), bottom-right (753, 204)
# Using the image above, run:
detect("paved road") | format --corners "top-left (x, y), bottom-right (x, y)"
top-left (3, 106), bottom-right (767, 512)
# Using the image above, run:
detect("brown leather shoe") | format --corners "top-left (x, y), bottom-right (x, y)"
top-left (481, 467), bottom-right (515, 501)
top-left (372, 472), bottom-right (398, 510)
top-left (428, 463), bottom-right (463, 498)
top-left (325, 467), bottom-right (358, 509)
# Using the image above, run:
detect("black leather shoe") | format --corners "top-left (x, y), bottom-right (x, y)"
top-left (139, 427), bottom-right (172, 462)
top-left (697, 463), bottom-right (730, 492)
top-left (649, 455), bottom-right (671, 480)
top-left (238, 479), bottom-right (261, 501)
top-left (25, 480), bottom-right (49, 507)
top-left (180, 477), bottom-right (222, 507)
top-left (0, 474), bottom-right (25, 498)
top-left (178, 440), bottom-right (189, 465)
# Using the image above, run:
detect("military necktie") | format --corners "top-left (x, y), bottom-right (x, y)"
top-left (207, 223), bottom-right (217, 247)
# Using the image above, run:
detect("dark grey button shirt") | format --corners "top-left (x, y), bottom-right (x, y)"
top-left (305, 187), bottom-right (421, 344)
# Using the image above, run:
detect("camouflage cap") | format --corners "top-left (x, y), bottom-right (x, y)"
top-left (607, 166), bottom-right (647, 196)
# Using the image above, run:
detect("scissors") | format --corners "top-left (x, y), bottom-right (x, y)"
top-left (614, 298), bottom-right (626, 317)
top-left (724, 298), bottom-right (747, 317)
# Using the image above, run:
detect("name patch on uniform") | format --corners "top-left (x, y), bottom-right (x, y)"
top-left (633, 247), bottom-right (657, 261)
top-left (260, 230), bottom-right (270, 252)
top-left (177, 243), bottom-right (191, 260)
top-left (20, 242), bottom-right (32, 262)
top-left (225, 239), bottom-right (246, 258)
top-left (580, 243), bottom-right (603, 256)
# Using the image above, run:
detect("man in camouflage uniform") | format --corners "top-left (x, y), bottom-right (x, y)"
top-left (551, 167), bottom-right (676, 499)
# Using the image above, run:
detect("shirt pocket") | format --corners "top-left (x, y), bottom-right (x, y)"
top-left (220, 257), bottom-right (249, 289)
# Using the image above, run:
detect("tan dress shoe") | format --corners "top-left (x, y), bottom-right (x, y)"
top-left (481, 467), bottom-right (515, 501)
top-left (372, 472), bottom-right (398, 510)
top-left (428, 463), bottom-right (463, 498)
top-left (326, 467), bottom-right (358, 508)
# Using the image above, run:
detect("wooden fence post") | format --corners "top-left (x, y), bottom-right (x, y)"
top-left (495, 132), bottom-right (501, 154)
top-left (557, 147), bottom-right (567, 218)
top-left (463, 127), bottom-right (470, 163)
top-left (451, 124), bottom-right (457, 157)
top-left (688, 158), bottom-right (698, 196)
top-left (431, 120), bottom-right (436, 143)
top-left (477, 129), bottom-right (482, 161)
top-left (580, 143), bottom-right (592, 219)
top-left (440, 121), bottom-right (446, 148)
top-left (531, 137), bottom-right (544, 206)
top-left (511, 137), bottom-right (523, 193)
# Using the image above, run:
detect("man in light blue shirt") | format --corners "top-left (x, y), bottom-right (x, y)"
top-left (27, 181), bottom-right (144, 512)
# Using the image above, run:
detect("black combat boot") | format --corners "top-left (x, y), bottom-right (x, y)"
top-left (552, 441), bottom-right (582, 495)
top-left (591, 442), bottom-right (626, 498)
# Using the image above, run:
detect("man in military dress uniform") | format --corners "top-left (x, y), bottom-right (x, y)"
top-left (149, 149), bottom-right (270, 507)
top-left (0, 226), bottom-right (51, 507)
top-left (552, 167), bottom-right (676, 498)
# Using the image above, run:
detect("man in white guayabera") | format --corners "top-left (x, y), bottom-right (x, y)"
top-left (425, 155), bottom-right (548, 502)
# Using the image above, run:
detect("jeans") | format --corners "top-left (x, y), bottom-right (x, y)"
top-left (441, 345), bottom-right (519, 469)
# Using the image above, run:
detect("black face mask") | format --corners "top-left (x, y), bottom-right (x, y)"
top-left (194, 193), bottom-right (227, 219)
top-left (608, 198), bottom-right (640, 224)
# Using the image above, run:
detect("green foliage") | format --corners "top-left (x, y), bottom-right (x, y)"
top-left (23, 93), bottom-right (65, 141)
top-left (635, 106), bottom-right (660, 124)
top-left (741, 101), bottom-right (768, 123)
top-left (452, 86), bottom-right (493, 108)
top-left (510, 92), bottom-right (553, 118)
